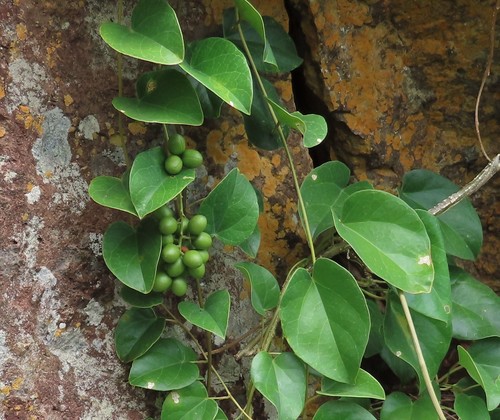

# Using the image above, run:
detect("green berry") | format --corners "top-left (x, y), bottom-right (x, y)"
top-left (188, 263), bottom-right (205, 279)
top-left (171, 278), bottom-right (188, 297)
top-left (167, 133), bottom-right (186, 156)
top-left (159, 216), bottom-right (178, 235)
top-left (161, 244), bottom-right (181, 264)
top-left (162, 234), bottom-right (175, 245)
top-left (165, 258), bottom-right (185, 278)
top-left (164, 155), bottom-right (183, 175)
top-left (188, 214), bottom-right (208, 236)
top-left (154, 205), bottom-right (174, 219)
top-left (193, 232), bottom-right (212, 250)
top-left (176, 217), bottom-right (189, 234)
top-left (181, 149), bottom-right (203, 169)
top-left (182, 250), bottom-right (203, 268)
top-left (152, 271), bottom-right (172, 292)
top-left (199, 250), bottom-right (209, 264)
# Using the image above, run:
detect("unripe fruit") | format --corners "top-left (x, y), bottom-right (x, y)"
top-left (159, 216), bottom-right (178, 235)
top-left (162, 234), bottom-right (175, 245)
top-left (167, 133), bottom-right (186, 156)
top-left (188, 263), bottom-right (205, 279)
top-left (181, 149), bottom-right (203, 169)
top-left (165, 258), bottom-right (185, 278)
top-left (164, 155), bottom-right (183, 175)
top-left (154, 205), bottom-right (174, 219)
top-left (152, 271), bottom-right (172, 292)
top-left (176, 217), bottom-right (189, 234)
top-left (171, 278), bottom-right (188, 297)
top-left (161, 244), bottom-right (181, 264)
top-left (188, 214), bottom-right (208, 236)
top-left (193, 232), bottom-right (212, 250)
top-left (183, 250), bottom-right (203, 268)
top-left (199, 250), bottom-right (209, 264)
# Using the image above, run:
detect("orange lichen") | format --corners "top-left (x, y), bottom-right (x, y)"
top-left (16, 23), bottom-right (27, 41)
top-left (15, 106), bottom-right (43, 135)
top-left (236, 142), bottom-right (261, 181)
top-left (206, 129), bottom-right (227, 164)
top-left (0, 125), bottom-right (6, 138)
top-left (128, 121), bottom-right (147, 136)
top-left (63, 94), bottom-right (73, 107)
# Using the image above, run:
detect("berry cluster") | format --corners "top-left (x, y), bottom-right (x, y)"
top-left (164, 133), bottom-right (203, 175)
top-left (153, 205), bottom-right (212, 297)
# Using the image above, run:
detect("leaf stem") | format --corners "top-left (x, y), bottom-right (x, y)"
top-left (235, 9), bottom-right (316, 263)
top-left (398, 291), bottom-right (446, 420)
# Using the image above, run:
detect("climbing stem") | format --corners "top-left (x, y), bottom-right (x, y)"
top-left (235, 10), bottom-right (316, 263)
top-left (398, 291), bottom-right (446, 420)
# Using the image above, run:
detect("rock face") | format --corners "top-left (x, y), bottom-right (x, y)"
top-left (287, 0), bottom-right (499, 288)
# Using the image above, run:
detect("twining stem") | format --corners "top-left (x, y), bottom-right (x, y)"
top-left (398, 291), bottom-right (446, 420)
top-left (195, 277), bottom-right (214, 394)
top-left (235, 10), bottom-right (316, 263)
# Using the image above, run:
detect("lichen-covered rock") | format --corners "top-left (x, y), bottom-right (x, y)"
top-left (288, 0), bottom-right (499, 288)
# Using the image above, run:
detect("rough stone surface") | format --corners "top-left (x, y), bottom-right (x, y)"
top-left (0, 0), bottom-right (309, 418)
top-left (288, 0), bottom-right (499, 288)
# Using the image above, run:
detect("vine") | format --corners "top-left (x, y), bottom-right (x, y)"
top-left (88, 0), bottom-right (500, 419)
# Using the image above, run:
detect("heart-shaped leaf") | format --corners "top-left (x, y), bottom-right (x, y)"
top-left (115, 308), bottom-right (165, 363)
top-left (237, 224), bottom-right (261, 258)
top-left (129, 147), bottom-right (195, 219)
top-left (178, 290), bottom-right (230, 339)
top-left (268, 98), bottom-right (327, 147)
top-left (319, 368), bottom-right (385, 400)
top-left (129, 338), bottom-right (199, 391)
top-left (380, 392), bottom-right (438, 419)
top-left (333, 189), bottom-right (434, 294)
top-left (450, 267), bottom-right (500, 340)
top-left (365, 300), bottom-right (384, 358)
top-left (405, 210), bottom-right (451, 323)
top-left (100, 0), bottom-right (184, 65)
top-left (384, 292), bottom-right (452, 390)
top-left (199, 168), bottom-right (259, 245)
top-left (458, 338), bottom-right (500, 411)
top-left (180, 38), bottom-right (253, 114)
top-left (251, 352), bottom-right (306, 420)
top-left (223, 8), bottom-right (302, 73)
top-left (400, 169), bottom-right (483, 260)
top-left (89, 175), bottom-right (137, 216)
top-left (280, 258), bottom-right (370, 383)
top-left (300, 161), bottom-right (351, 239)
top-left (161, 381), bottom-right (218, 420)
top-left (113, 69), bottom-right (203, 125)
top-left (235, 262), bottom-right (279, 316)
top-left (314, 401), bottom-right (376, 420)
top-left (454, 393), bottom-right (489, 420)
top-left (103, 219), bottom-right (161, 293)
top-left (120, 285), bottom-right (164, 308)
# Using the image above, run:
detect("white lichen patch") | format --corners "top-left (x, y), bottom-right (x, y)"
top-left (7, 58), bottom-right (49, 114)
top-left (83, 299), bottom-right (104, 327)
top-left (3, 171), bottom-right (17, 182)
top-left (88, 232), bottom-right (103, 256)
top-left (25, 185), bottom-right (41, 204)
top-left (32, 108), bottom-right (89, 214)
top-left (12, 215), bottom-right (44, 273)
top-left (78, 115), bottom-right (100, 140)
top-left (35, 267), bottom-right (62, 339)
top-left (101, 148), bottom-right (126, 167)
top-left (0, 330), bottom-right (12, 376)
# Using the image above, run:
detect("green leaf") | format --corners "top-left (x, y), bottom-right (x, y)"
top-left (454, 393), bottom-right (490, 420)
top-left (405, 210), bottom-right (451, 323)
top-left (237, 224), bottom-right (261, 258)
top-left (161, 381), bottom-right (218, 420)
top-left (300, 161), bottom-right (351, 239)
top-left (214, 408), bottom-right (228, 420)
top-left (120, 285), bottom-right (164, 308)
top-left (199, 168), bottom-right (259, 245)
top-left (458, 338), bottom-right (500, 411)
top-left (400, 169), bottom-right (483, 260)
top-left (251, 352), bottom-right (306, 420)
top-left (89, 175), bottom-right (137, 216)
top-left (380, 346), bottom-right (416, 384)
top-left (365, 300), bottom-right (384, 358)
top-left (129, 338), bottom-right (199, 391)
top-left (129, 147), bottom-right (195, 219)
top-left (223, 9), bottom-right (302, 73)
top-left (100, 0), bottom-right (184, 65)
top-left (268, 99), bottom-right (327, 147)
top-left (243, 77), bottom-right (287, 150)
top-left (235, 262), bottom-right (279, 316)
top-left (180, 38), bottom-right (253, 114)
top-left (383, 292), bottom-right (452, 390)
top-left (113, 70), bottom-right (203, 125)
top-left (178, 290), bottom-right (230, 339)
top-left (333, 189), bottom-right (434, 294)
top-left (280, 258), bottom-right (370, 383)
top-left (188, 76), bottom-right (223, 119)
top-left (313, 401), bottom-right (376, 420)
top-left (114, 308), bottom-right (165, 363)
top-left (103, 219), bottom-right (161, 293)
top-left (380, 392), bottom-right (438, 420)
top-left (319, 368), bottom-right (385, 400)
top-left (450, 266), bottom-right (500, 340)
